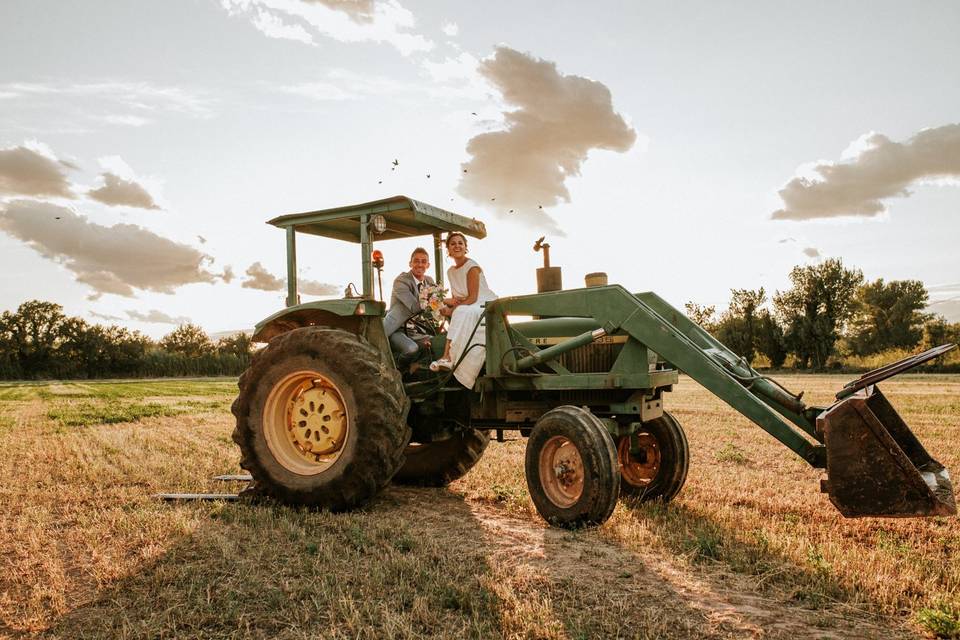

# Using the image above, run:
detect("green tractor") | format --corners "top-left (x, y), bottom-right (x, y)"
top-left (231, 196), bottom-right (956, 527)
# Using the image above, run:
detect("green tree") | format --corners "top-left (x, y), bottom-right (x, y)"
top-left (684, 302), bottom-right (717, 332)
top-left (774, 259), bottom-right (864, 369)
top-left (3, 300), bottom-right (71, 378)
top-left (160, 324), bottom-right (213, 358)
top-left (54, 316), bottom-right (92, 378)
top-left (847, 279), bottom-right (930, 355)
top-left (755, 309), bottom-right (787, 368)
top-left (921, 316), bottom-right (960, 368)
top-left (217, 332), bottom-right (253, 359)
top-left (922, 316), bottom-right (960, 349)
top-left (715, 288), bottom-right (766, 364)
top-left (0, 312), bottom-right (22, 379)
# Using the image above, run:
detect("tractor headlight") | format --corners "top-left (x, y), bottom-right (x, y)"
top-left (370, 214), bottom-right (387, 235)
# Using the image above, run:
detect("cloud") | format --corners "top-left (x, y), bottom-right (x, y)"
top-left (926, 299), bottom-right (960, 323)
top-left (241, 261), bottom-right (338, 296)
top-left (457, 46), bottom-right (637, 233)
top-left (772, 123), bottom-right (960, 220)
top-left (99, 114), bottom-right (152, 127)
top-left (280, 67), bottom-right (410, 102)
top-left (241, 261), bottom-right (285, 291)
top-left (928, 282), bottom-right (960, 296)
top-left (250, 7), bottom-right (316, 43)
top-left (440, 21), bottom-right (459, 37)
top-left (221, 0), bottom-right (432, 55)
top-left (0, 81), bottom-right (213, 118)
top-left (802, 247), bottom-right (821, 258)
top-left (300, 279), bottom-right (340, 296)
top-left (279, 80), bottom-right (360, 101)
top-left (420, 51), bottom-right (480, 83)
top-left (89, 310), bottom-right (124, 322)
top-left (0, 200), bottom-right (224, 297)
top-left (0, 142), bottom-right (77, 199)
top-left (87, 173), bottom-right (161, 210)
top-left (126, 309), bottom-right (192, 325)
top-left (303, 0), bottom-right (375, 23)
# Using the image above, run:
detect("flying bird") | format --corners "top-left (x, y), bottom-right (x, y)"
top-left (426, 174), bottom-right (431, 178)
top-left (463, 168), bottom-right (468, 173)
top-left (471, 112), bottom-right (478, 116)
top-left (509, 209), bottom-right (514, 213)
top-left (490, 197), bottom-right (495, 201)
top-left (197, 235), bottom-right (207, 244)
top-left (392, 159), bottom-right (399, 166)
top-left (538, 205), bottom-right (543, 209)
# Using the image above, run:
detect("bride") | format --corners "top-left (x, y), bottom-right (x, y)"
top-left (430, 232), bottom-right (497, 388)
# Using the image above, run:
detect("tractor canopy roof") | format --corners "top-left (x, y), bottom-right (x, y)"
top-left (267, 195), bottom-right (487, 242)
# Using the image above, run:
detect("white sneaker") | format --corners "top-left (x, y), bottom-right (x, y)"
top-left (429, 358), bottom-right (452, 372)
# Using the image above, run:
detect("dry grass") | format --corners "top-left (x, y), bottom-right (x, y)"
top-left (1, 375), bottom-right (958, 639)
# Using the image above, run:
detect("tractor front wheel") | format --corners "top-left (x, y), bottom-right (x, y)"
top-left (231, 327), bottom-right (409, 510)
top-left (525, 406), bottom-right (620, 528)
top-left (617, 411), bottom-right (688, 502)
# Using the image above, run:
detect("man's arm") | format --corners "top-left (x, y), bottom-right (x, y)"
top-left (390, 272), bottom-right (419, 316)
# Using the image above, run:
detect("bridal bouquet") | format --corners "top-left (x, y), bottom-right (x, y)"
top-left (418, 283), bottom-right (447, 328)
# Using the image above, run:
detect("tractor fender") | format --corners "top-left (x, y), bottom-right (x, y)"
top-left (251, 299), bottom-right (385, 343)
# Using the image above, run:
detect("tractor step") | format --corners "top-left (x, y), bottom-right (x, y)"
top-left (156, 474), bottom-right (252, 501)
top-left (155, 493), bottom-right (240, 501)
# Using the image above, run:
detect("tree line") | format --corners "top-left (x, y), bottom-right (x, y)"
top-left (0, 301), bottom-right (253, 380)
top-left (1, 259), bottom-right (958, 379)
top-left (685, 258), bottom-right (960, 371)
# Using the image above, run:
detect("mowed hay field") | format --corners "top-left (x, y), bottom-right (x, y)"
top-left (1, 375), bottom-right (958, 639)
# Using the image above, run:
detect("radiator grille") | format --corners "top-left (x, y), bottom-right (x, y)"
top-left (558, 343), bottom-right (622, 373)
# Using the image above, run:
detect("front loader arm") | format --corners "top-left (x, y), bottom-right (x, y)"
top-left (491, 286), bottom-right (826, 467)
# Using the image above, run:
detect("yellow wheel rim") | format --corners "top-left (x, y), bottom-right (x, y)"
top-left (538, 435), bottom-right (584, 508)
top-left (263, 370), bottom-right (349, 476)
top-left (618, 433), bottom-right (660, 487)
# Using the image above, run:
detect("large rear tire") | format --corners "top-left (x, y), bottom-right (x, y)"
top-left (525, 406), bottom-right (620, 528)
top-left (393, 429), bottom-right (490, 487)
top-left (617, 411), bottom-right (688, 502)
top-left (231, 327), bottom-right (409, 511)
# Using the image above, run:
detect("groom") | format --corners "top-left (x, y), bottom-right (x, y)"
top-left (383, 247), bottom-right (435, 364)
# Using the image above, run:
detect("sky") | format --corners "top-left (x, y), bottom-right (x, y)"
top-left (1, 0), bottom-right (959, 338)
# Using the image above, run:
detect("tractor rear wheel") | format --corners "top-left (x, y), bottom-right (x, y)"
top-left (393, 429), bottom-right (490, 486)
top-left (525, 406), bottom-right (620, 528)
top-left (231, 327), bottom-right (409, 510)
top-left (617, 411), bottom-right (688, 502)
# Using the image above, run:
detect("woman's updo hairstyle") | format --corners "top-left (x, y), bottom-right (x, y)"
top-left (445, 232), bottom-right (468, 250)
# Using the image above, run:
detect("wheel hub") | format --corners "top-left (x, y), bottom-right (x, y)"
top-left (264, 371), bottom-right (350, 476)
top-left (288, 383), bottom-right (347, 457)
top-left (618, 433), bottom-right (660, 486)
top-left (539, 436), bottom-right (584, 508)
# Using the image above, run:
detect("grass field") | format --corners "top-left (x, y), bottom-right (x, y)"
top-left (1, 374), bottom-right (958, 639)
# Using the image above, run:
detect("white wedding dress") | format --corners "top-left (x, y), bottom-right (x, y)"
top-left (445, 258), bottom-right (496, 388)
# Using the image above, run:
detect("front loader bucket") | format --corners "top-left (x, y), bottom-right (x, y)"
top-left (818, 384), bottom-right (955, 518)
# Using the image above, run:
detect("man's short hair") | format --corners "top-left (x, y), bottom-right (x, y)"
top-left (410, 247), bottom-right (430, 261)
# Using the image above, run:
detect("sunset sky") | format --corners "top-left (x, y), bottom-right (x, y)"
top-left (1, 0), bottom-right (958, 338)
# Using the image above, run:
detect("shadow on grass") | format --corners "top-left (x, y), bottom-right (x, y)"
top-left (39, 484), bottom-right (793, 640)
top-left (47, 489), bottom-right (502, 639)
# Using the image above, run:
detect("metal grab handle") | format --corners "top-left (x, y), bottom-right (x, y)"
top-left (836, 343), bottom-right (957, 400)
